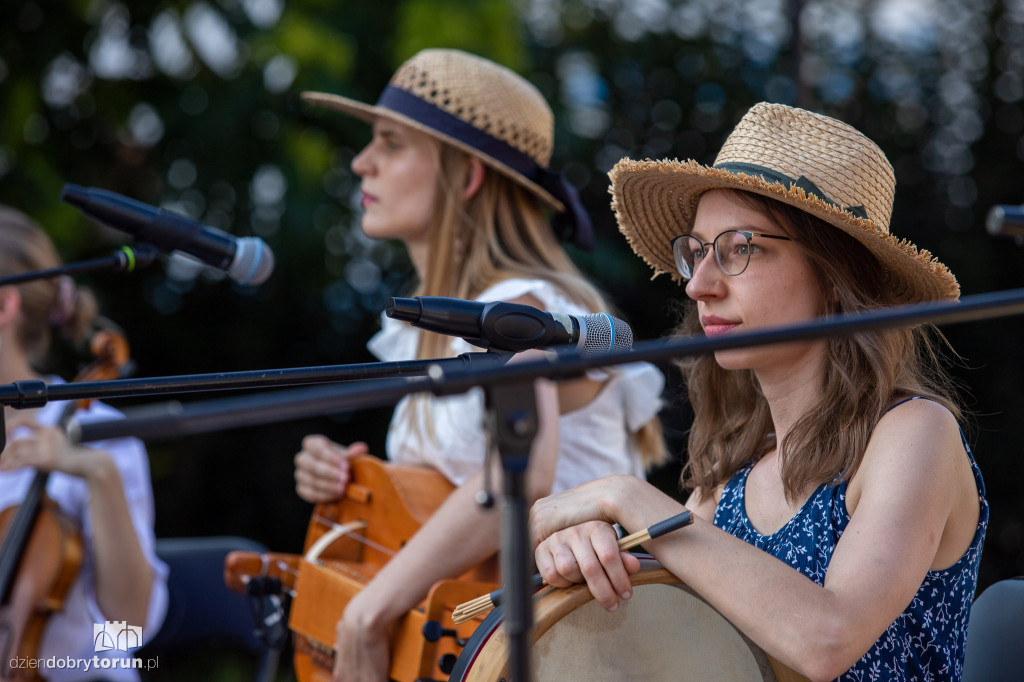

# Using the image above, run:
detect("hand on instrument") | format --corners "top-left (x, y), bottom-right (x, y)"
top-left (529, 475), bottom-right (630, 547)
top-left (0, 421), bottom-right (108, 480)
top-left (534, 519), bottom-right (641, 613)
top-left (293, 435), bottom-right (366, 503)
top-left (332, 589), bottom-right (391, 682)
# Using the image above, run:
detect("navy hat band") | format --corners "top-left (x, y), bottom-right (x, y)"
top-left (376, 85), bottom-right (594, 250)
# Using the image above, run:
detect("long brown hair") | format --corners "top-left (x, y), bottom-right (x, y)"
top-left (678, 190), bottom-right (961, 500)
top-left (408, 141), bottom-right (667, 469)
top-left (0, 206), bottom-right (98, 365)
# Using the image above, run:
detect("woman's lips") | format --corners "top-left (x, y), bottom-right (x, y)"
top-left (701, 316), bottom-right (740, 337)
top-left (703, 323), bottom-right (739, 337)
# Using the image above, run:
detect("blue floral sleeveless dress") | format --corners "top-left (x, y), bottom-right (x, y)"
top-left (713, 403), bottom-right (988, 681)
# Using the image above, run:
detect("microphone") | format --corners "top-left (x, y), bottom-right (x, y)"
top-left (60, 184), bottom-right (275, 285)
top-left (386, 296), bottom-right (633, 356)
top-left (986, 204), bottom-right (1024, 239)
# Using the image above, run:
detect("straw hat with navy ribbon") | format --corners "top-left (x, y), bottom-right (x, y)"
top-left (610, 101), bottom-right (959, 303)
top-left (302, 48), bottom-right (594, 250)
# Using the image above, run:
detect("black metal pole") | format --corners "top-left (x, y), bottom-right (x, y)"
top-left (0, 351), bottom-right (511, 452)
top-left (70, 286), bottom-right (1024, 445)
top-left (485, 381), bottom-right (540, 682)
top-left (0, 245), bottom-right (159, 286)
top-left (0, 352), bottom-right (508, 409)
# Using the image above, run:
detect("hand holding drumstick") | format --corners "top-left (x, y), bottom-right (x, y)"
top-left (452, 510), bottom-right (692, 624)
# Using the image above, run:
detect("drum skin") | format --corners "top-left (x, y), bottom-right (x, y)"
top-left (450, 559), bottom-right (808, 682)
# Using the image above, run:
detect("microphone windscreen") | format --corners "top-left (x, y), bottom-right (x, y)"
top-left (579, 313), bottom-right (633, 356)
top-left (229, 237), bottom-right (275, 285)
top-left (986, 205), bottom-right (1024, 238)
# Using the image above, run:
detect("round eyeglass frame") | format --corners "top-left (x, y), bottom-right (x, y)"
top-left (670, 229), bottom-right (793, 280)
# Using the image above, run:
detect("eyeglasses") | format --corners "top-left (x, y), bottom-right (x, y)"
top-left (670, 229), bottom-right (793, 280)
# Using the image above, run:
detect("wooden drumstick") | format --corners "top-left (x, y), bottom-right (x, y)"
top-left (451, 510), bottom-right (693, 624)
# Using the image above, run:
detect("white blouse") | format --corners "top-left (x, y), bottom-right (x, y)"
top-left (367, 279), bottom-right (664, 493)
top-left (0, 384), bottom-right (168, 681)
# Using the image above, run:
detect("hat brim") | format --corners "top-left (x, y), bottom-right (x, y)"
top-left (610, 158), bottom-right (959, 304)
top-left (301, 91), bottom-right (565, 212)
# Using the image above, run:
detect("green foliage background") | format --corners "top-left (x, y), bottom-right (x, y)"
top-left (3, 0), bottom-right (1024, 678)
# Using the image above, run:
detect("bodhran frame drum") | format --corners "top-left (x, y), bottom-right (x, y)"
top-left (449, 558), bottom-right (806, 682)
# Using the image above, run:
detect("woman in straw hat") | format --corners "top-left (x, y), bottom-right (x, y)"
top-left (530, 102), bottom-right (987, 681)
top-left (293, 48), bottom-right (666, 680)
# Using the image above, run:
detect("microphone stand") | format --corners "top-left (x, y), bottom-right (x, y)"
top-left (0, 353), bottom-right (512, 409)
top-left (63, 285), bottom-right (1024, 682)
top-left (0, 350), bottom-right (512, 451)
top-left (0, 245), bottom-right (159, 286)
top-left (67, 285), bottom-right (1024, 444)
top-left (484, 380), bottom-right (538, 682)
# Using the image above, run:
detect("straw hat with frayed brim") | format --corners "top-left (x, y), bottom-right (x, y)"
top-left (611, 102), bottom-right (959, 303)
top-left (301, 49), bottom-right (594, 250)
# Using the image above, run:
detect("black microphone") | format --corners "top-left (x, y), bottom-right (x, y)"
top-left (986, 204), bottom-right (1024, 239)
top-left (61, 184), bottom-right (275, 285)
top-left (386, 296), bottom-right (633, 356)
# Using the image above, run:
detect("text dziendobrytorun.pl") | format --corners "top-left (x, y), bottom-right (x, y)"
top-left (7, 655), bottom-right (159, 673)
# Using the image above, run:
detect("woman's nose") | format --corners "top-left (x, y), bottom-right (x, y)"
top-left (684, 255), bottom-right (724, 300)
top-left (351, 145), bottom-right (373, 177)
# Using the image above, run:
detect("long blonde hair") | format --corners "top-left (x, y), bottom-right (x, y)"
top-left (0, 206), bottom-right (98, 366)
top-left (408, 141), bottom-right (667, 469)
top-left (678, 190), bottom-right (961, 500)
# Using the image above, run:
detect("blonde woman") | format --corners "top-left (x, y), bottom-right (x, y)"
top-left (530, 102), bottom-right (986, 681)
top-left (292, 49), bottom-right (666, 681)
top-left (0, 206), bottom-right (167, 681)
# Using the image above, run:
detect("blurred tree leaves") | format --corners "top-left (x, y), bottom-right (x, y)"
top-left (394, 0), bottom-right (527, 68)
top-left (271, 12), bottom-right (356, 77)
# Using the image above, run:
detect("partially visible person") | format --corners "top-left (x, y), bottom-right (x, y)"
top-left (292, 49), bottom-right (667, 681)
top-left (530, 102), bottom-right (986, 681)
top-left (0, 206), bottom-right (167, 681)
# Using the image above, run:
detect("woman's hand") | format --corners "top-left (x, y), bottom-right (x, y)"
top-left (1, 419), bottom-right (156, 626)
top-left (293, 436), bottom-right (367, 503)
top-left (530, 475), bottom-right (636, 547)
top-left (530, 476), bottom-right (648, 612)
top-left (535, 520), bottom-right (641, 612)
top-left (0, 422), bottom-right (105, 479)
top-left (332, 588), bottom-right (391, 682)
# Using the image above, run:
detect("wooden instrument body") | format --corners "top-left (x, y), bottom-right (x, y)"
top-left (0, 497), bottom-right (84, 681)
top-left (225, 455), bottom-right (498, 682)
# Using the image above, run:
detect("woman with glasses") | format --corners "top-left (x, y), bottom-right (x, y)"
top-left (530, 102), bottom-right (986, 681)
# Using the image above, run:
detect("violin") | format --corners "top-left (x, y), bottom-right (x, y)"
top-left (0, 329), bottom-right (131, 680)
top-left (224, 455), bottom-right (499, 682)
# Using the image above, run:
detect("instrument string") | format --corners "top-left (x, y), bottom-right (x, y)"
top-left (311, 514), bottom-right (397, 558)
